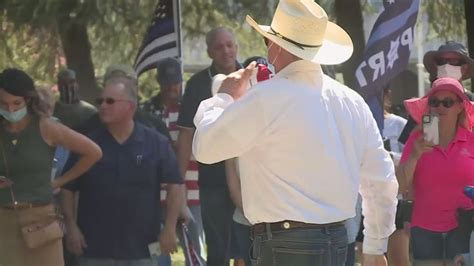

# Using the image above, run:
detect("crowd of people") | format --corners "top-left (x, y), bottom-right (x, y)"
top-left (0, 1), bottom-right (474, 266)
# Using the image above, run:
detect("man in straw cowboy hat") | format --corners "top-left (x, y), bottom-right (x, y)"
top-left (192, 0), bottom-right (398, 265)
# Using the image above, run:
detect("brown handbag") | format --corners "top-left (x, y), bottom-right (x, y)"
top-left (1, 134), bottom-right (63, 249)
top-left (15, 202), bottom-right (64, 249)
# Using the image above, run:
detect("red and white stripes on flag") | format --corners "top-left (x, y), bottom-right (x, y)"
top-left (180, 222), bottom-right (206, 266)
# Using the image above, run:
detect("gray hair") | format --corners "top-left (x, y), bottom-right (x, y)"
top-left (104, 77), bottom-right (138, 103)
top-left (205, 27), bottom-right (236, 48)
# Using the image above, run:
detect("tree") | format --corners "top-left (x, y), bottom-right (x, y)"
top-left (0, 0), bottom-right (274, 101)
top-left (464, 0), bottom-right (474, 86)
top-left (334, 0), bottom-right (365, 90)
top-left (0, 0), bottom-right (469, 102)
top-left (0, 0), bottom-right (157, 101)
top-left (423, 0), bottom-right (466, 40)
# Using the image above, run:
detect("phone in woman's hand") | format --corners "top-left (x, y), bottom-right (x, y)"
top-left (422, 114), bottom-right (439, 145)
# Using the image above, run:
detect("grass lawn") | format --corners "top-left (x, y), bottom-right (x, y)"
top-left (170, 247), bottom-right (186, 266)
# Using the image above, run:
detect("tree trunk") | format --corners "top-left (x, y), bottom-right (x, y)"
top-left (465, 0), bottom-right (474, 87)
top-left (56, 16), bottom-right (98, 104)
top-left (334, 0), bottom-right (365, 90)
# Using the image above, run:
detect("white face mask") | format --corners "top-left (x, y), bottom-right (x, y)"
top-left (437, 64), bottom-right (463, 80)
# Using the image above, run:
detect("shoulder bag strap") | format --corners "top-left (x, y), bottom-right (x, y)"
top-left (0, 132), bottom-right (17, 207)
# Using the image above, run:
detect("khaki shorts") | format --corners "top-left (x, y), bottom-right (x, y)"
top-left (0, 204), bottom-right (64, 266)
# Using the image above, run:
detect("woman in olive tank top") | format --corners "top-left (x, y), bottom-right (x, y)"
top-left (0, 68), bottom-right (102, 266)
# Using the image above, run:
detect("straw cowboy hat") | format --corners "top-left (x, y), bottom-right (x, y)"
top-left (246, 0), bottom-right (353, 65)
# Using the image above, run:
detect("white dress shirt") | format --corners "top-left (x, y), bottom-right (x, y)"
top-left (192, 60), bottom-right (398, 255)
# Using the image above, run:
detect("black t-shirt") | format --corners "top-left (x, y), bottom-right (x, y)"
top-left (178, 62), bottom-right (241, 188)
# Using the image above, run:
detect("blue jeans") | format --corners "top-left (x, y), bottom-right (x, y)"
top-left (79, 257), bottom-right (157, 266)
top-left (250, 224), bottom-right (348, 266)
top-left (345, 242), bottom-right (356, 266)
top-left (411, 226), bottom-right (470, 260)
top-left (200, 186), bottom-right (234, 266)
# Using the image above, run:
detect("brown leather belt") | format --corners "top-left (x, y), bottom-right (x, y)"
top-left (251, 220), bottom-right (344, 236)
top-left (0, 202), bottom-right (51, 210)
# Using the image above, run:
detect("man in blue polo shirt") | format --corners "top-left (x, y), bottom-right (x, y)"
top-left (61, 75), bottom-right (184, 266)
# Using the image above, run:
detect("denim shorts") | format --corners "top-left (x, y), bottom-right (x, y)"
top-left (411, 226), bottom-right (470, 260)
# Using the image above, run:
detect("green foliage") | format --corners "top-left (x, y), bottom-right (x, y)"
top-left (0, 0), bottom-right (468, 100)
top-left (0, 20), bottom-right (60, 87)
top-left (181, 0), bottom-right (276, 37)
top-left (423, 0), bottom-right (466, 41)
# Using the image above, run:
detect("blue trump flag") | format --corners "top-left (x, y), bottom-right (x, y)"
top-left (134, 0), bottom-right (182, 77)
top-left (354, 0), bottom-right (420, 133)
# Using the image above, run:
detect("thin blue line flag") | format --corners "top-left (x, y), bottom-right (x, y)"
top-left (354, 0), bottom-right (420, 133)
top-left (134, 0), bottom-right (182, 77)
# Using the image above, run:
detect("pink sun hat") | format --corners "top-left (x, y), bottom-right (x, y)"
top-left (404, 77), bottom-right (474, 129)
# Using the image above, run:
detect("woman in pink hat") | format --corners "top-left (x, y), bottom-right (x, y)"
top-left (399, 77), bottom-right (474, 265)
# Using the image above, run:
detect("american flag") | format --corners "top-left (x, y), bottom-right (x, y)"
top-left (134, 0), bottom-right (181, 77)
top-left (353, 0), bottom-right (420, 132)
top-left (179, 222), bottom-right (206, 266)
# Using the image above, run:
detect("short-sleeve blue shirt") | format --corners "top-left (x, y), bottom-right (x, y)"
top-left (64, 122), bottom-right (182, 259)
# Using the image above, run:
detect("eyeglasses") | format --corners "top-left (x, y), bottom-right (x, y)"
top-left (436, 58), bottom-right (465, 66)
top-left (95, 97), bottom-right (130, 105)
top-left (428, 97), bottom-right (461, 108)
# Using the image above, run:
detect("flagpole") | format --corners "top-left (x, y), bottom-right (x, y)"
top-left (416, 0), bottom-right (424, 97)
top-left (177, 0), bottom-right (183, 61)
top-left (177, 0), bottom-right (184, 94)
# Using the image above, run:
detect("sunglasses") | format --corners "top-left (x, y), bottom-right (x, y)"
top-left (436, 58), bottom-right (465, 66)
top-left (95, 97), bottom-right (130, 105)
top-left (428, 97), bottom-right (461, 108)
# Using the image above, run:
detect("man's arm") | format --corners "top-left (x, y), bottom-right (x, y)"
top-left (175, 127), bottom-right (196, 224)
top-left (158, 139), bottom-right (186, 254)
top-left (192, 64), bottom-right (264, 164)
top-left (160, 184), bottom-right (185, 254)
top-left (225, 158), bottom-right (243, 212)
top-left (176, 127), bottom-right (195, 178)
top-left (60, 189), bottom-right (87, 256)
top-left (359, 103), bottom-right (399, 257)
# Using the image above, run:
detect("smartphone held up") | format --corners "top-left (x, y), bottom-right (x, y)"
top-left (422, 114), bottom-right (439, 145)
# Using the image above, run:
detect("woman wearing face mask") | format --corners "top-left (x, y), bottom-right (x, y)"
top-left (398, 41), bottom-right (474, 146)
top-left (398, 78), bottom-right (474, 265)
top-left (0, 68), bottom-right (102, 266)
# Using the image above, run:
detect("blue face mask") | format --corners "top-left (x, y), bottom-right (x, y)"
top-left (0, 106), bottom-right (28, 123)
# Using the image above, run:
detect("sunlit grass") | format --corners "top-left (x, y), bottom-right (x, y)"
top-left (170, 247), bottom-right (185, 266)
